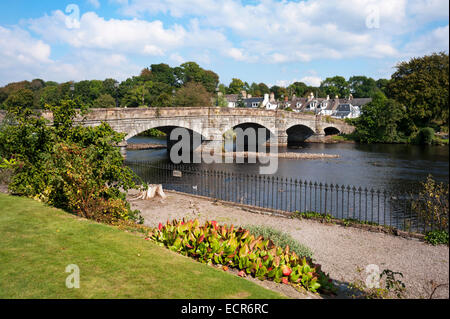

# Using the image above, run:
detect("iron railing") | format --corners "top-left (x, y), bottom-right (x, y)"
top-left (125, 160), bottom-right (446, 234)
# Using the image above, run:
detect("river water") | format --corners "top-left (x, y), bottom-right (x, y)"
top-left (126, 135), bottom-right (449, 194)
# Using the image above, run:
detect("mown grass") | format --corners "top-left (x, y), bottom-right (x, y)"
top-left (0, 193), bottom-right (284, 299)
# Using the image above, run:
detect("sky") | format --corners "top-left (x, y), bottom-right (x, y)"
top-left (0, 0), bottom-right (448, 87)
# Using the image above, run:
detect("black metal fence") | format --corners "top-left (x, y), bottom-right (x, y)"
top-left (125, 160), bottom-right (444, 234)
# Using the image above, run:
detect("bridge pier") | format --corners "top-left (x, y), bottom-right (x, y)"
top-left (117, 141), bottom-right (128, 159)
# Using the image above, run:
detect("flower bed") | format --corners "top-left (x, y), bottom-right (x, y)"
top-left (147, 219), bottom-right (335, 294)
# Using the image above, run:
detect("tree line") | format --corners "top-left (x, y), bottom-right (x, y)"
top-left (1, 61), bottom-right (391, 111)
top-left (1, 52), bottom-right (448, 144)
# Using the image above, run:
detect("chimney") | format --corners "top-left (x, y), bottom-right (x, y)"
top-left (247, 94), bottom-right (252, 98)
top-left (241, 90), bottom-right (247, 99)
top-left (349, 93), bottom-right (353, 100)
top-left (308, 92), bottom-right (314, 101)
top-left (292, 94), bottom-right (296, 100)
top-left (269, 92), bottom-right (275, 102)
top-left (335, 95), bottom-right (339, 100)
top-left (326, 95), bottom-right (330, 100)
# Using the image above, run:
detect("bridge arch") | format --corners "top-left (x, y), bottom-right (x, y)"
top-left (124, 119), bottom-right (206, 141)
top-left (286, 124), bottom-right (315, 146)
top-left (324, 126), bottom-right (341, 136)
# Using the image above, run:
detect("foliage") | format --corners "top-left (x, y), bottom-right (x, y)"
top-left (351, 91), bottom-right (407, 143)
top-left (0, 100), bottom-right (143, 224)
top-left (294, 211), bottom-right (333, 223)
top-left (149, 219), bottom-right (335, 294)
top-left (413, 127), bottom-right (435, 145)
top-left (138, 128), bottom-right (166, 137)
top-left (94, 94), bottom-right (116, 108)
top-left (173, 82), bottom-right (212, 107)
top-left (348, 76), bottom-right (380, 98)
top-left (424, 230), bottom-right (449, 246)
top-left (387, 52), bottom-right (449, 127)
top-left (320, 76), bottom-right (350, 98)
top-left (244, 225), bottom-right (313, 259)
top-left (412, 175), bottom-right (449, 231)
top-left (227, 78), bottom-right (245, 94)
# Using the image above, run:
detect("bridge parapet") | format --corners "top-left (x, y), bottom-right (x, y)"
top-left (0, 107), bottom-right (355, 146)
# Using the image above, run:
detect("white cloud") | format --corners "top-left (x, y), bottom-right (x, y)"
top-left (87, 0), bottom-right (101, 9)
top-left (28, 11), bottom-right (186, 55)
top-left (0, 25), bottom-right (140, 85)
top-left (403, 25), bottom-right (449, 57)
top-left (111, 0), bottom-right (447, 63)
top-left (300, 76), bottom-right (322, 87)
top-left (169, 52), bottom-right (185, 64)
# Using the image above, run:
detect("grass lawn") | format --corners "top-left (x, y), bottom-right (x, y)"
top-left (0, 193), bottom-right (284, 299)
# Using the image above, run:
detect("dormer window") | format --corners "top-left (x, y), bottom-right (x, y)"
top-left (296, 102), bottom-right (302, 108)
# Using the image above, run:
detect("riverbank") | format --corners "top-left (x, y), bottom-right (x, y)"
top-left (129, 190), bottom-right (449, 299)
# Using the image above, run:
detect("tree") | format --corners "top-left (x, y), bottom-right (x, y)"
top-left (320, 76), bottom-right (349, 98)
top-left (173, 82), bottom-right (212, 107)
top-left (348, 76), bottom-right (379, 98)
top-left (236, 91), bottom-right (246, 108)
top-left (249, 82), bottom-right (261, 97)
top-left (269, 86), bottom-right (287, 100)
top-left (4, 88), bottom-right (34, 113)
top-left (376, 79), bottom-right (390, 96)
top-left (122, 86), bottom-right (150, 107)
top-left (150, 63), bottom-right (177, 86)
top-left (387, 52), bottom-right (449, 127)
top-left (174, 62), bottom-right (219, 93)
top-left (228, 78), bottom-right (245, 94)
top-left (288, 82), bottom-right (308, 97)
top-left (352, 91), bottom-right (406, 143)
top-left (37, 85), bottom-right (62, 108)
top-left (94, 94), bottom-right (116, 108)
top-left (258, 83), bottom-right (270, 95)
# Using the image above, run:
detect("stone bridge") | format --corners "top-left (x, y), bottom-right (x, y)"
top-left (0, 107), bottom-right (355, 153)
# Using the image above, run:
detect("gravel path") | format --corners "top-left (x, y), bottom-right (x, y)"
top-left (129, 190), bottom-right (449, 299)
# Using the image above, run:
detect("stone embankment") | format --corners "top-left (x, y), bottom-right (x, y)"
top-left (228, 151), bottom-right (339, 160)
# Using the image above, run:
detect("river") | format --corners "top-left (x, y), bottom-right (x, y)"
top-left (126, 135), bottom-right (449, 194)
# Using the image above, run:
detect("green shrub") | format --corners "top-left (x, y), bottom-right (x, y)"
top-left (244, 225), bottom-right (313, 259)
top-left (416, 127), bottom-right (435, 145)
top-left (412, 175), bottom-right (449, 231)
top-left (0, 100), bottom-right (143, 224)
top-left (424, 231), bottom-right (449, 246)
top-left (149, 219), bottom-right (334, 294)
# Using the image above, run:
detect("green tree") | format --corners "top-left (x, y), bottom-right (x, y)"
top-left (4, 88), bottom-right (34, 114)
top-left (348, 76), bottom-right (379, 98)
top-left (288, 82), bottom-right (308, 98)
top-left (258, 83), bottom-right (270, 95)
top-left (228, 78), bottom-right (245, 94)
top-left (320, 76), bottom-right (349, 98)
top-left (352, 91), bottom-right (406, 143)
top-left (94, 94), bottom-right (116, 108)
top-left (387, 52), bottom-right (449, 127)
top-left (173, 82), bottom-right (212, 107)
top-left (37, 85), bottom-right (62, 108)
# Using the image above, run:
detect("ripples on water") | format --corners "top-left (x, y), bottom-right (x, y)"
top-left (126, 136), bottom-right (449, 193)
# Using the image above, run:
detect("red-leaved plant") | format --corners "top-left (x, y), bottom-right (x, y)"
top-left (148, 219), bottom-right (335, 294)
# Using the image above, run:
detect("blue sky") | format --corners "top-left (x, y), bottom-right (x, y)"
top-left (0, 0), bottom-right (448, 87)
